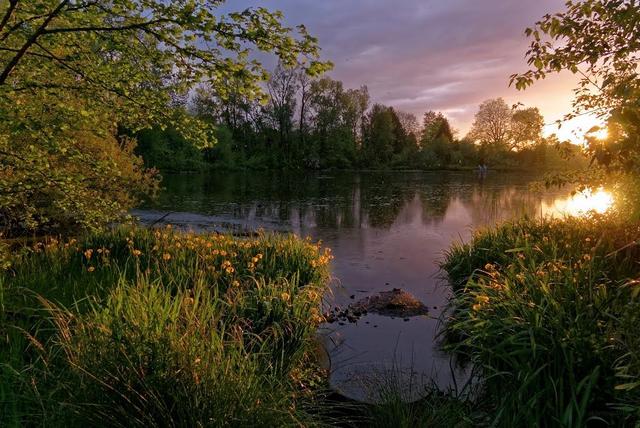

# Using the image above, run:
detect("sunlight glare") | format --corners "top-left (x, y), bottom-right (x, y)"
top-left (545, 188), bottom-right (614, 217)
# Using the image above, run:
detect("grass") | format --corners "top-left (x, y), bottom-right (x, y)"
top-left (441, 214), bottom-right (640, 427)
top-left (4, 214), bottom-right (639, 426)
top-left (0, 226), bottom-right (333, 427)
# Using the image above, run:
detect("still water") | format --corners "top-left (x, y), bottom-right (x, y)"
top-left (134, 170), bottom-right (595, 402)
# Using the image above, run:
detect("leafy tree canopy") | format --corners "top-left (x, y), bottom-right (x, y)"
top-left (511, 0), bottom-right (640, 175)
top-left (0, 0), bottom-right (332, 143)
top-left (0, 0), bottom-right (331, 235)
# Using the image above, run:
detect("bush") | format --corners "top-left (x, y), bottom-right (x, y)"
top-left (0, 227), bottom-right (331, 426)
top-left (442, 215), bottom-right (640, 426)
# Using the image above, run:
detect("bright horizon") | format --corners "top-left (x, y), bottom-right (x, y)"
top-left (229, 0), bottom-right (603, 144)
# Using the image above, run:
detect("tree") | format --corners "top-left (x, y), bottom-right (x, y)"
top-left (397, 111), bottom-right (420, 138)
top-left (468, 98), bottom-right (512, 148)
top-left (511, 0), bottom-right (640, 175)
top-left (0, 1), bottom-right (330, 235)
top-left (264, 63), bottom-right (299, 157)
top-left (362, 104), bottom-right (395, 165)
top-left (419, 111), bottom-right (454, 167)
top-left (510, 107), bottom-right (544, 150)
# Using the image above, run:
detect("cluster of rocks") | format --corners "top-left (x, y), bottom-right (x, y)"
top-left (324, 288), bottom-right (430, 325)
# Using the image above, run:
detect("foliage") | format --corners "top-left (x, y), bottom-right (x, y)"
top-left (0, 0), bottom-right (330, 236)
top-left (0, 105), bottom-right (159, 235)
top-left (442, 215), bottom-right (640, 427)
top-left (0, 227), bottom-right (332, 426)
top-left (512, 0), bottom-right (640, 177)
top-left (135, 126), bottom-right (207, 172)
top-left (366, 388), bottom-right (474, 428)
top-left (467, 98), bottom-right (545, 156)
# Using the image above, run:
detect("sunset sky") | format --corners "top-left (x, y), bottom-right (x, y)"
top-left (229, 0), bottom-right (598, 143)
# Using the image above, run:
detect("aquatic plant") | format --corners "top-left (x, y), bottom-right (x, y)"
top-left (442, 215), bottom-right (640, 426)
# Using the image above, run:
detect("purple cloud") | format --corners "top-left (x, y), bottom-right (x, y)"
top-left (225, 1), bottom-right (583, 138)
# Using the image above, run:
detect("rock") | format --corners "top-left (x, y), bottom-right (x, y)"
top-left (349, 288), bottom-right (429, 318)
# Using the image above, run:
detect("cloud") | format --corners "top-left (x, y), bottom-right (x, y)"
top-left (224, 0), bottom-right (581, 136)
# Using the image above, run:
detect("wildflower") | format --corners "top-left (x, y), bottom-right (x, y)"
top-left (84, 249), bottom-right (93, 260)
top-left (472, 303), bottom-right (482, 311)
top-left (232, 280), bottom-right (240, 287)
top-left (194, 358), bottom-right (201, 365)
top-left (476, 295), bottom-right (490, 304)
top-left (87, 266), bottom-right (95, 273)
top-left (281, 292), bottom-right (290, 301)
top-left (132, 249), bottom-right (142, 257)
top-left (162, 253), bottom-right (171, 261)
top-left (583, 254), bottom-right (591, 261)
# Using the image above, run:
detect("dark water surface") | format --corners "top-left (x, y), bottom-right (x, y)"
top-left (134, 170), bottom-right (574, 402)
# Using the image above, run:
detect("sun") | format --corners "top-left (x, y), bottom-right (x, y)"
top-left (545, 114), bottom-right (608, 146)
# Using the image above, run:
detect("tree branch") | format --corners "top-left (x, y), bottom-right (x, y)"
top-left (0, 0), bottom-right (69, 85)
top-left (0, 0), bottom-right (18, 35)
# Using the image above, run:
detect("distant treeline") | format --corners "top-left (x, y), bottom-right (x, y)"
top-left (135, 65), bottom-right (587, 172)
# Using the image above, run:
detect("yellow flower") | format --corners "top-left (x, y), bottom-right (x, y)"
top-left (132, 249), bottom-right (142, 257)
top-left (281, 292), bottom-right (290, 301)
top-left (232, 280), bottom-right (240, 287)
top-left (583, 254), bottom-right (591, 261)
top-left (162, 253), bottom-right (172, 261)
top-left (83, 249), bottom-right (93, 260)
top-left (87, 266), bottom-right (95, 273)
top-left (472, 303), bottom-right (482, 311)
top-left (476, 295), bottom-right (490, 304)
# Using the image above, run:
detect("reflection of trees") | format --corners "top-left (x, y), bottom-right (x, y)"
top-left (147, 171), bottom-right (571, 232)
top-left (418, 173), bottom-right (455, 224)
top-left (358, 173), bottom-right (419, 228)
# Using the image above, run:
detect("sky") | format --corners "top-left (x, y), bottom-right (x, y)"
top-left (228, 0), bottom-right (598, 142)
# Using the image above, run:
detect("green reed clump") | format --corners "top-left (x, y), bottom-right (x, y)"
top-left (366, 388), bottom-right (474, 428)
top-left (442, 215), bottom-right (640, 427)
top-left (0, 227), bottom-right (331, 427)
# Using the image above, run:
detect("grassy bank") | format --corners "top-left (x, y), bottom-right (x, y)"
top-left (441, 215), bottom-right (640, 427)
top-left (0, 227), bottom-right (332, 427)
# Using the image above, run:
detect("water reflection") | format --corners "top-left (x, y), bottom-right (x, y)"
top-left (136, 171), bottom-right (578, 401)
top-left (544, 188), bottom-right (614, 216)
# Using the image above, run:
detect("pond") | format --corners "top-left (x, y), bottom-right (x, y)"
top-left (133, 170), bottom-right (597, 402)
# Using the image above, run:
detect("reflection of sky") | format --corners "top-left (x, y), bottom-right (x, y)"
top-left (137, 171), bottom-right (597, 400)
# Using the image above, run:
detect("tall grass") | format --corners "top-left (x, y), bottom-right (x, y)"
top-left (0, 227), bottom-right (332, 427)
top-left (442, 214), bottom-right (640, 426)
